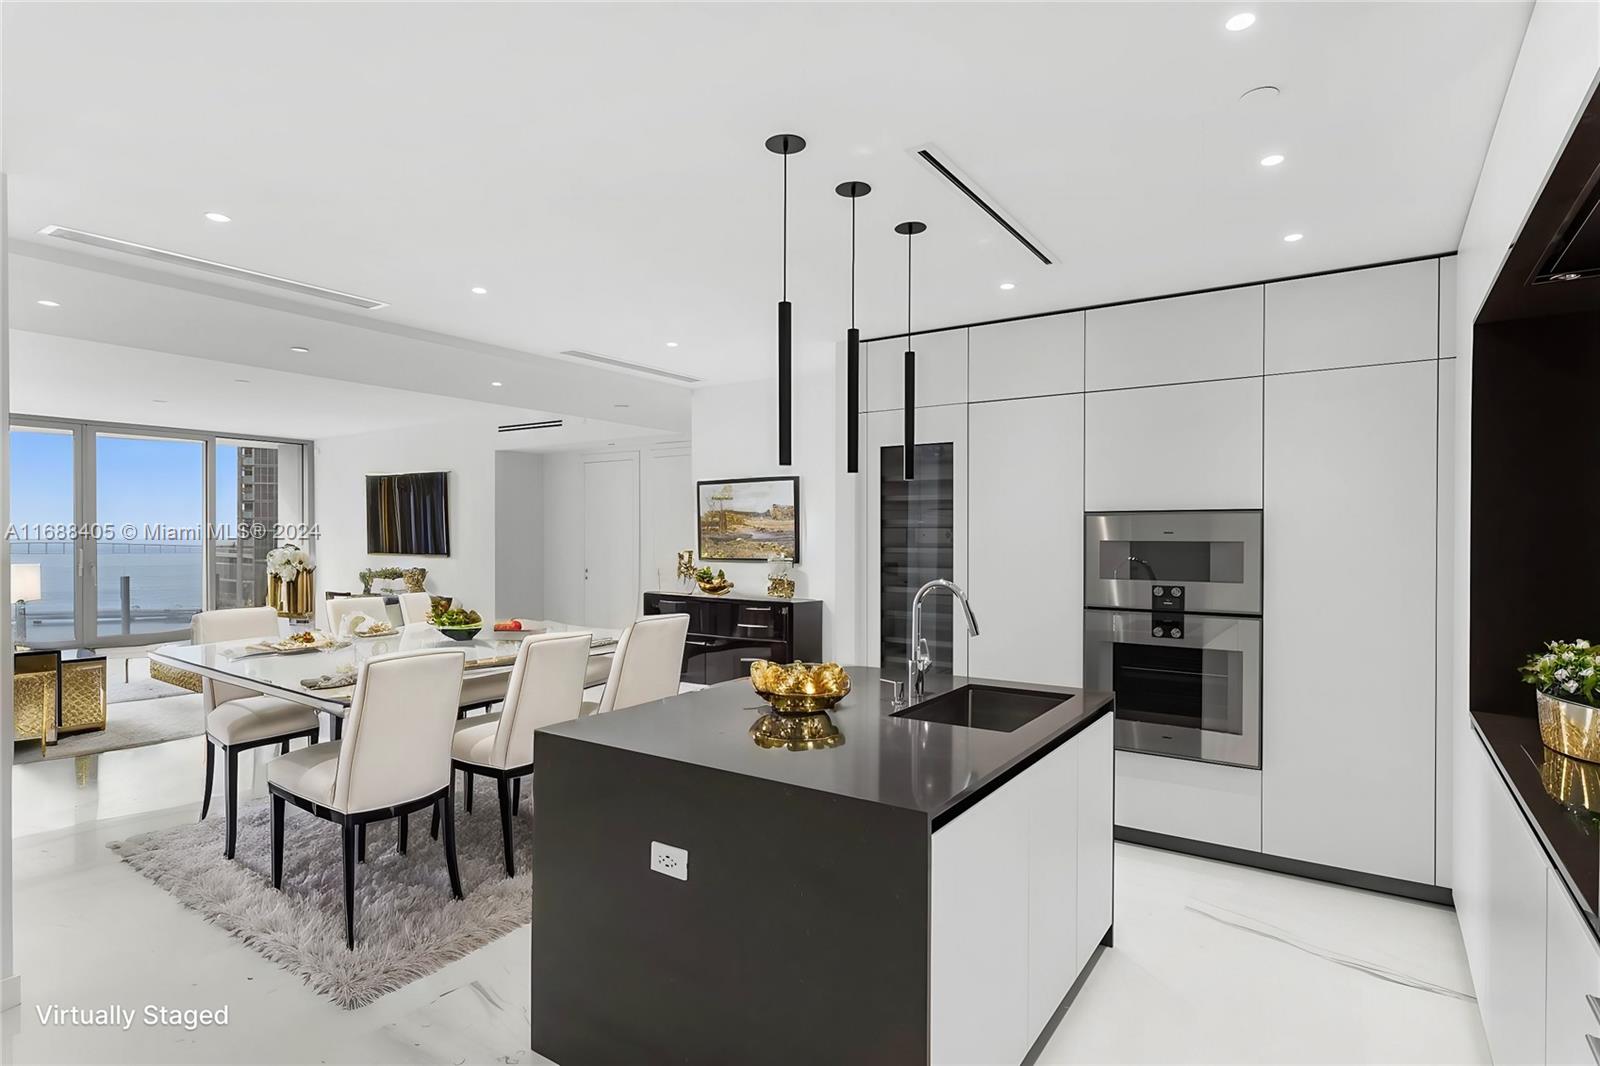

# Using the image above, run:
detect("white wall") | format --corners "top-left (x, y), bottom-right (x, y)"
top-left (312, 423), bottom-right (502, 619)
top-left (1452, 0), bottom-right (1600, 891)
top-left (690, 346), bottom-right (840, 658)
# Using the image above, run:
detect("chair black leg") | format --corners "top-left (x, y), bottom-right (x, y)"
top-left (512, 777), bottom-right (521, 810)
top-left (464, 769), bottom-right (473, 813)
top-left (270, 794), bottom-right (286, 889)
top-left (357, 823), bottom-right (367, 863)
top-left (199, 738), bottom-right (215, 821)
top-left (279, 739), bottom-right (289, 755)
top-left (332, 716), bottom-right (343, 741)
top-left (496, 776), bottom-right (516, 878)
top-left (441, 789), bottom-right (464, 900)
top-left (341, 821), bottom-right (358, 950)
top-left (224, 747), bottom-right (239, 860)
top-left (398, 813), bottom-right (408, 855)
top-left (430, 801), bottom-right (440, 840)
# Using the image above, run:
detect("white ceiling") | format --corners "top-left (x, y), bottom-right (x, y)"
top-left (10, 329), bottom-right (664, 448)
top-left (3, 1), bottom-right (1530, 388)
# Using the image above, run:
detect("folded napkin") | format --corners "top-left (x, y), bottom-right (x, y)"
top-left (302, 669), bottom-right (357, 691)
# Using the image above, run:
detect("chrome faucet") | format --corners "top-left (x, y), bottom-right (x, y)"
top-left (908, 579), bottom-right (980, 698)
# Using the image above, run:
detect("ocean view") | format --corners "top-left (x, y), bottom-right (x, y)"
top-left (12, 540), bottom-right (204, 642)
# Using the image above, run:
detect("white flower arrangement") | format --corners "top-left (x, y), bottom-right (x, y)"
top-left (265, 543), bottom-right (314, 583)
top-left (1522, 639), bottom-right (1600, 706)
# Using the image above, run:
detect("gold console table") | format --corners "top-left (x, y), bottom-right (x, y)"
top-left (12, 648), bottom-right (108, 755)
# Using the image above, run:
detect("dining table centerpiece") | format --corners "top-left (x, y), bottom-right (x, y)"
top-left (265, 544), bottom-right (315, 620)
top-left (428, 604), bottom-right (483, 641)
top-left (1522, 639), bottom-right (1600, 762)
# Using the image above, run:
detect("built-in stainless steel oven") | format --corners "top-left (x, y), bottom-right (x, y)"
top-left (1084, 510), bottom-right (1263, 769)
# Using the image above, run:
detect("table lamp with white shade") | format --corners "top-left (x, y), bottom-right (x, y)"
top-left (12, 562), bottom-right (42, 640)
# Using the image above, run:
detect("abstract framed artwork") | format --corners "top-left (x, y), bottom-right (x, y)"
top-left (696, 476), bottom-right (800, 563)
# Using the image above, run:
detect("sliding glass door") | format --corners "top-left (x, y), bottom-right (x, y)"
top-left (6, 417), bottom-right (311, 649)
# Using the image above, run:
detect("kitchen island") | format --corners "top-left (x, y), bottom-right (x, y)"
top-left (530, 666), bottom-right (1115, 1066)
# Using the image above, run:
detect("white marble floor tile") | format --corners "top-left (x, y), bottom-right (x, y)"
top-left (5, 737), bottom-right (1487, 1064)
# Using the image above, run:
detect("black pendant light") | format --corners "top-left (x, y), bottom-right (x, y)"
top-left (836, 180), bottom-right (871, 474)
top-left (895, 220), bottom-right (926, 481)
top-left (766, 133), bottom-right (806, 467)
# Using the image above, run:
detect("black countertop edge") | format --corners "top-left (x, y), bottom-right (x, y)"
top-left (643, 590), bottom-right (823, 605)
top-left (1471, 711), bottom-right (1600, 942)
top-left (539, 666), bottom-right (1116, 826)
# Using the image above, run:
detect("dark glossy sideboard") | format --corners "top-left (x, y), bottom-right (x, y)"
top-left (642, 591), bottom-right (823, 685)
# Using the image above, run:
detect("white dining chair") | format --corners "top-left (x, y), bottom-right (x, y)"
top-left (582, 613), bottom-right (690, 716)
top-left (514, 618), bottom-right (612, 687)
top-left (397, 591), bottom-right (432, 625)
top-left (325, 595), bottom-right (387, 636)
top-left (193, 607), bottom-right (321, 860)
top-left (445, 631), bottom-right (590, 876)
top-left (267, 647), bottom-right (467, 950)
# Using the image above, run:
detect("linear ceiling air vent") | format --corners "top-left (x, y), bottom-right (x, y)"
top-left (498, 419), bottom-right (564, 433)
top-left (558, 349), bottom-right (700, 384)
top-left (1534, 160), bottom-right (1600, 285)
top-left (37, 225), bottom-right (389, 309)
top-left (912, 145), bottom-right (1055, 266)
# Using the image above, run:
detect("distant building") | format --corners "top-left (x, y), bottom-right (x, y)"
top-left (213, 447), bottom-right (279, 609)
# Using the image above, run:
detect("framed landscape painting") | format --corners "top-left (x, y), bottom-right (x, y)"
top-left (697, 476), bottom-right (800, 563)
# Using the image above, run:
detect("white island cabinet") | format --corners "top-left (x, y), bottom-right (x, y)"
top-left (930, 715), bottom-right (1114, 1065)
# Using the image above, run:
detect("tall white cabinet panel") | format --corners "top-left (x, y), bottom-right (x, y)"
top-left (1025, 740), bottom-right (1079, 1039)
top-left (1084, 377), bottom-right (1263, 510)
top-left (1261, 361), bottom-right (1437, 883)
top-left (1075, 715), bottom-right (1115, 970)
top-left (969, 394), bottom-right (1084, 686)
top-left (1085, 286), bottom-right (1263, 390)
top-left (1546, 868), bottom-right (1600, 1066)
top-left (930, 767), bottom-right (1030, 1066)
top-left (862, 406), bottom-right (969, 675)
top-left (865, 329), bottom-right (968, 411)
top-left (1481, 751), bottom-right (1549, 1066)
top-left (968, 313), bottom-right (1084, 402)
top-left (1264, 259), bottom-right (1439, 374)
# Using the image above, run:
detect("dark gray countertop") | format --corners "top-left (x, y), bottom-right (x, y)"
top-left (539, 666), bottom-right (1114, 825)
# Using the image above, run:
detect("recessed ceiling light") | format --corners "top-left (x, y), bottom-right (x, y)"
top-left (614, 403), bottom-right (631, 408)
top-left (36, 299), bottom-right (59, 307)
top-left (471, 286), bottom-right (488, 295)
top-left (1283, 233), bottom-right (1304, 242)
top-left (289, 346), bottom-right (309, 353)
top-left (151, 399), bottom-right (168, 404)
top-left (1557, 273), bottom-right (1583, 281)
top-left (234, 378), bottom-right (251, 383)
top-left (491, 381), bottom-right (503, 387)
top-left (999, 282), bottom-right (1016, 291)
top-left (1226, 12), bottom-right (1256, 31)
top-left (204, 212), bottom-right (232, 223)
top-left (666, 341), bottom-right (679, 348)
top-left (1260, 154), bottom-right (1285, 167)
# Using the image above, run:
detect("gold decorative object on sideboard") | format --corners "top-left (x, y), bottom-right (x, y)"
top-left (766, 556), bottom-right (795, 599)
top-left (1537, 690), bottom-right (1600, 763)
top-left (694, 567), bottom-right (734, 596)
top-left (403, 567), bottom-right (428, 593)
top-left (676, 550), bottom-right (696, 584)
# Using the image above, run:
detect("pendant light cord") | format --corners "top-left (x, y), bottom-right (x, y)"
top-left (850, 195), bottom-right (856, 327)
top-left (782, 151), bottom-right (788, 301)
top-left (906, 229), bottom-right (913, 339)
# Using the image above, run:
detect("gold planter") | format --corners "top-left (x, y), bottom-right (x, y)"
top-left (267, 572), bottom-right (315, 620)
top-left (1537, 690), bottom-right (1600, 763)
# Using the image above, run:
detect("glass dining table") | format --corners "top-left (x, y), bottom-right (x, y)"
top-left (149, 622), bottom-right (619, 723)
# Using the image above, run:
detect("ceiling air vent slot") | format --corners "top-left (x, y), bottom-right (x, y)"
top-left (36, 225), bottom-right (389, 309)
top-left (557, 349), bottom-right (700, 384)
top-left (498, 420), bottom-right (564, 433)
top-left (1534, 160), bottom-right (1600, 284)
top-left (913, 146), bottom-right (1054, 266)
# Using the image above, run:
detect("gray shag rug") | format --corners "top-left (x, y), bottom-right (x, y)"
top-left (108, 778), bottom-right (532, 1009)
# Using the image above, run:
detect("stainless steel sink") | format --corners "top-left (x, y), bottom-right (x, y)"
top-left (891, 685), bottom-right (1068, 733)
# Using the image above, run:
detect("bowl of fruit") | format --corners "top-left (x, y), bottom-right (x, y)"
top-left (428, 605), bottom-right (483, 641)
top-left (749, 660), bottom-right (852, 714)
top-left (695, 566), bottom-right (734, 596)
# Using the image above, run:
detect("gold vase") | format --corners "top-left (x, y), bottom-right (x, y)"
top-left (285, 572), bottom-right (315, 620)
top-left (1537, 690), bottom-right (1600, 763)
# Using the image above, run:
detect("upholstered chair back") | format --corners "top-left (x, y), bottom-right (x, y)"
top-left (193, 606), bottom-right (280, 707)
top-left (494, 632), bottom-right (591, 769)
top-left (397, 592), bottom-right (433, 625)
top-left (334, 649), bottom-right (464, 813)
top-left (596, 613), bottom-right (689, 714)
top-left (325, 595), bottom-right (387, 636)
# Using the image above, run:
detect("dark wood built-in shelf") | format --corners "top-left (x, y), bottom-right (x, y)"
top-left (643, 591), bottom-right (823, 683)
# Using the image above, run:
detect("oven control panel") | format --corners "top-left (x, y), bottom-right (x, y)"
top-left (1150, 615), bottom-right (1185, 640)
top-left (1151, 584), bottom-right (1185, 612)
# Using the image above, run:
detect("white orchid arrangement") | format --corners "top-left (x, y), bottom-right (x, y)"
top-left (265, 543), bottom-right (314, 583)
top-left (1521, 639), bottom-right (1600, 706)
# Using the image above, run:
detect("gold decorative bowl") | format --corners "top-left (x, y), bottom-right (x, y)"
top-left (1538, 690), bottom-right (1600, 763)
top-left (749, 660), bottom-right (851, 714)
top-left (696, 578), bottom-right (734, 596)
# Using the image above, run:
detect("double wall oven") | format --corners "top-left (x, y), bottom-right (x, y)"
top-left (1083, 510), bottom-right (1263, 769)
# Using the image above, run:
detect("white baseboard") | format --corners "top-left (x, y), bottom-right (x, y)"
top-left (1, 972), bottom-right (20, 1011)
